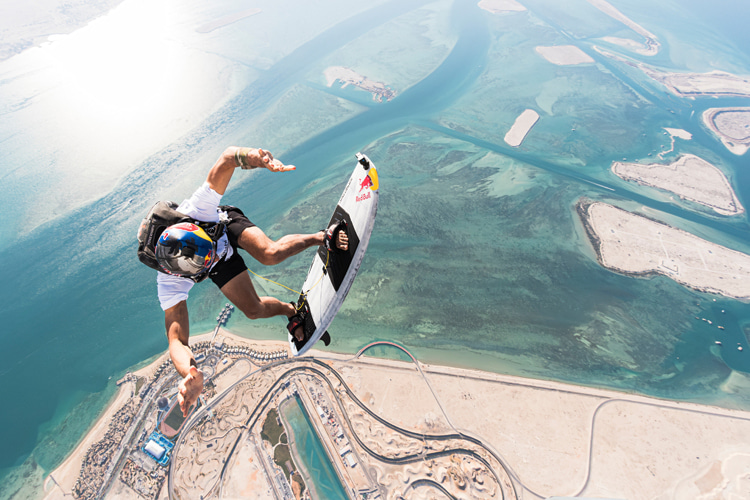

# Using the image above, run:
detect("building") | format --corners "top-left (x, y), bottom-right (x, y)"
top-left (142, 432), bottom-right (174, 466)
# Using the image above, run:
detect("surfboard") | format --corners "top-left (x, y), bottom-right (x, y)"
top-left (288, 153), bottom-right (379, 356)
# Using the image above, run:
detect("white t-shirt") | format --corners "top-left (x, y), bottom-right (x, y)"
top-left (157, 182), bottom-right (233, 310)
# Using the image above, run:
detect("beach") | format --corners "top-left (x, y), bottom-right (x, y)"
top-left (578, 200), bottom-right (750, 300)
top-left (43, 330), bottom-right (750, 499)
top-left (611, 154), bottom-right (744, 216)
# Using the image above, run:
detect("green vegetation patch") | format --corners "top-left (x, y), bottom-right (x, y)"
top-left (135, 377), bottom-right (145, 394)
top-left (273, 444), bottom-right (294, 480)
top-left (261, 408), bottom-right (283, 445)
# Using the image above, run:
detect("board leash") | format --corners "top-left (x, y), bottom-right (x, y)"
top-left (246, 250), bottom-right (330, 312)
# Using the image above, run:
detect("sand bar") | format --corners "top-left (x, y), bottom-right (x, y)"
top-left (504, 109), bottom-right (540, 147)
top-left (703, 107), bottom-right (750, 155)
top-left (535, 45), bottom-right (594, 66)
top-left (599, 36), bottom-right (655, 56)
top-left (612, 154), bottom-right (744, 216)
top-left (586, 0), bottom-right (660, 55)
top-left (477, 0), bottom-right (526, 14)
top-left (578, 200), bottom-right (750, 300)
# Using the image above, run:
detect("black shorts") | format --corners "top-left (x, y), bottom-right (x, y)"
top-left (208, 206), bottom-right (256, 289)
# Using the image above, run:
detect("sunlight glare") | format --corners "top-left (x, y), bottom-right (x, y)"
top-left (48, 0), bottom-right (177, 121)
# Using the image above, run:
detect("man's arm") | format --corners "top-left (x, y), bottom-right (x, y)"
top-left (165, 300), bottom-right (204, 416)
top-left (206, 147), bottom-right (296, 195)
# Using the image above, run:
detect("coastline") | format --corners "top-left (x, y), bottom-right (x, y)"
top-left (44, 327), bottom-right (750, 499)
top-left (42, 351), bottom-right (171, 500)
top-left (41, 330), bottom-right (286, 500)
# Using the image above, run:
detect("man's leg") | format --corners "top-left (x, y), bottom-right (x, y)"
top-left (219, 270), bottom-right (295, 320)
top-left (237, 226), bottom-right (322, 266)
top-left (220, 272), bottom-right (308, 341)
top-left (237, 226), bottom-right (348, 265)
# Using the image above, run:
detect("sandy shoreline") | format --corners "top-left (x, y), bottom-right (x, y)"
top-left (42, 350), bottom-right (172, 499)
top-left (611, 153), bottom-right (744, 216)
top-left (578, 200), bottom-right (750, 300)
top-left (41, 330), bottom-right (285, 499)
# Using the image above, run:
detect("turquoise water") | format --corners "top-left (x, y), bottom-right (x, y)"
top-left (1, 0), bottom-right (750, 498)
top-left (281, 396), bottom-right (349, 500)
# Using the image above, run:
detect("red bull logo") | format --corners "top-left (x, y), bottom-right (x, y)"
top-left (359, 175), bottom-right (373, 192)
top-left (356, 167), bottom-right (378, 203)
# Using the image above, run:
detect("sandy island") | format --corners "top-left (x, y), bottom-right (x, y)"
top-left (578, 200), bottom-right (750, 300)
top-left (659, 127), bottom-right (692, 159)
top-left (703, 107), bottom-right (750, 155)
top-left (477, 0), bottom-right (526, 14)
top-left (612, 153), bottom-right (744, 216)
top-left (43, 328), bottom-right (750, 499)
top-left (323, 66), bottom-right (395, 102)
top-left (504, 109), bottom-right (540, 147)
top-left (535, 45), bottom-right (594, 66)
top-left (642, 67), bottom-right (750, 99)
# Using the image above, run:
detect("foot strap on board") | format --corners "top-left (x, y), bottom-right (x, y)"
top-left (324, 220), bottom-right (348, 253)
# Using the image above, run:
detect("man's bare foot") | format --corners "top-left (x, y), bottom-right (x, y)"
top-left (336, 230), bottom-right (348, 251)
top-left (292, 323), bottom-right (305, 342)
top-left (177, 366), bottom-right (204, 417)
top-left (321, 224), bottom-right (349, 252)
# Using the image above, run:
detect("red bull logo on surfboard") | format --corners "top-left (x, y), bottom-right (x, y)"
top-left (356, 167), bottom-right (378, 202)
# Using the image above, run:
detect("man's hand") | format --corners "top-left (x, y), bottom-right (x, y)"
top-left (248, 148), bottom-right (296, 172)
top-left (177, 366), bottom-right (204, 417)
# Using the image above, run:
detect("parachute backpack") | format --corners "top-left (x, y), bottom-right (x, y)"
top-left (136, 201), bottom-right (228, 283)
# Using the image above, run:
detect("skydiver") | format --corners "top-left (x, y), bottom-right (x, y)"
top-left (148, 147), bottom-right (348, 416)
